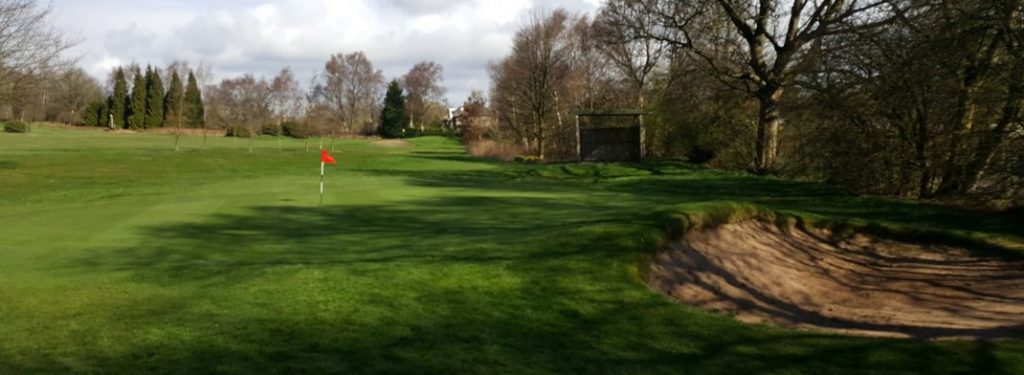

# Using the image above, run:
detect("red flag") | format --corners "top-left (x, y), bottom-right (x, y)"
top-left (321, 149), bottom-right (337, 164)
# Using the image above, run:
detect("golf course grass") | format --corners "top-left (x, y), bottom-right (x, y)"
top-left (2, 125), bottom-right (1023, 374)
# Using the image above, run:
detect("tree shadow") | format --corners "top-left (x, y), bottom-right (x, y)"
top-left (34, 158), bottom-right (1024, 373)
top-left (368, 157), bottom-right (1024, 243)
top-left (67, 195), bottom-right (660, 286)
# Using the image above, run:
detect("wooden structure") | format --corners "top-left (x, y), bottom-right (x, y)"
top-left (575, 111), bottom-right (645, 162)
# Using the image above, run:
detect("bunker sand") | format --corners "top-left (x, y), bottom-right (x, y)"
top-left (649, 221), bottom-right (1024, 339)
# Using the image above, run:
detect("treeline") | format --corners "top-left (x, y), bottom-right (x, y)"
top-left (475, 1), bottom-right (1023, 205)
top-left (202, 53), bottom-right (447, 143)
top-left (82, 64), bottom-right (205, 130)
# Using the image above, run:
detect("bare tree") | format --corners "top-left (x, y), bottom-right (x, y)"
top-left (206, 75), bottom-right (272, 152)
top-left (270, 67), bottom-right (304, 150)
top-left (617, 0), bottom-right (902, 173)
top-left (489, 9), bottom-right (578, 159)
top-left (0, 0), bottom-right (78, 119)
top-left (930, 0), bottom-right (1024, 194)
top-left (49, 67), bottom-right (101, 124)
top-left (401, 61), bottom-right (446, 131)
top-left (311, 51), bottom-right (385, 141)
top-left (595, 1), bottom-right (670, 111)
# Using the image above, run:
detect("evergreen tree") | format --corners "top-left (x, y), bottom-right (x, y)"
top-left (184, 71), bottom-right (205, 128)
top-left (379, 79), bottom-right (407, 139)
top-left (127, 68), bottom-right (147, 129)
top-left (110, 68), bottom-right (128, 128)
top-left (145, 67), bottom-right (165, 127)
top-left (164, 71), bottom-right (184, 127)
top-left (83, 99), bottom-right (106, 127)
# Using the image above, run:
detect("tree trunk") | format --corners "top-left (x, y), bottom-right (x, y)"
top-left (914, 107), bottom-right (933, 198)
top-left (962, 82), bottom-right (1022, 193)
top-left (638, 94), bottom-right (646, 159)
top-left (936, 79), bottom-right (984, 194)
top-left (754, 86), bottom-right (784, 174)
top-left (538, 118), bottom-right (545, 160)
top-left (554, 92), bottom-right (563, 159)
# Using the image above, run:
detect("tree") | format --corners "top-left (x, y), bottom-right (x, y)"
top-left (617, 0), bottom-right (902, 173)
top-left (184, 71), bottom-right (205, 129)
top-left (205, 74), bottom-right (272, 152)
top-left (401, 61), bottom-right (446, 130)
top-left (164, 70), bottom-right (185, 150)
top-left (164, 71), bottom-right (184, 128)
top-left (49, 67), bottom-right (101, 124)
top-left (0, 0), bottom-right (77, 109)
top-left (930, 0), bottom-right (1024, 195)
top-left (82, 99), bottom-right (107, 127)
top-left (109, 67), bottom-right (129, 128)
top-left (270, 67), bottom-right (304, 149)
top-left (145, 66), bottom-right (165, 128)
top-left (127, 68), bottom-right (147, 129)
top-left (594, 1), bottom-right (669, 110)
top-left (459, 90), bottom-right (492, 142)
top-left (311, 51), bottom-right (386, 136)
top-left (489, 9), bottom-right (578, 159)
top-left (380, 80), bottom-right (407, 139)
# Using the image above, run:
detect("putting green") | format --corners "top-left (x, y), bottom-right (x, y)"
top-left (1, 125), bottom-right (1023, 374)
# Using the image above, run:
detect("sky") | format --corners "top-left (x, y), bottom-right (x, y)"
top-left (51, 0), bottom-right (603, 105)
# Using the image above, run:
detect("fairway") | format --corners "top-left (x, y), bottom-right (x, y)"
top-left (2, 126), bottom-right (1024, 374)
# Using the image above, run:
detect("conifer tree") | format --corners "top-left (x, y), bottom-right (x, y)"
top-left (110, 68), bottom-right (128, 128)
top-left (127, 68), bottom-right (147, 129)
top-left (83, 100), bottom-right (106, 127)
top-left (184, 71), bottom-right (204, 128)
top-left (145, 67), bottom-right (165, 127)
top-left (379, 80), bottom-right (407, 139)
top-left (164, 71), bottom-right (184, 127)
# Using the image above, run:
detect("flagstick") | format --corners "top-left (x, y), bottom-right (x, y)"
top-left (319, 161), bottom-right (325, 206)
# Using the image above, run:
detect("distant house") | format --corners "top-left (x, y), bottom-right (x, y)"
top-left (443, 107), bottom-right (464, 129)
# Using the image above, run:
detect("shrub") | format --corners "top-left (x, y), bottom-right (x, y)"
top-left (514, 155), bottom-right (543, 164)
top-left (686, 145), bottom-right (716, 164)
top-left (467, 140), bottom-right (523, 161)
top-left (3, 122), bottom-right (30, 133)
top-left (261, 123), bottom-right (281, 136)
top-left (224, 126), bottom-right (255, 138)
top-left (282, 121), bottom-right (312, 138)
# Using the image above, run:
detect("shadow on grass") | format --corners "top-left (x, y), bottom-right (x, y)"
top-left (40, 157), bottom-right (1024, 373)
top-left (373, 155), bottom-right (1024, 242)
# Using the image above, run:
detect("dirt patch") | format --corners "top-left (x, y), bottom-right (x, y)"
top-left (649, 221), bottom-right (1024, 339)
top-left (371, 139), bottom-right (414, 148)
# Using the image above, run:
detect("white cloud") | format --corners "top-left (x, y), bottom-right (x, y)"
top-left (51, 0), bottom-right (602, 104)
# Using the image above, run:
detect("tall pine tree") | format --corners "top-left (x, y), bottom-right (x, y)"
top-left (164, 70), bottom-right (184, 128)
top-left (127, 67), bottom-right (147, 129)
top-left (379, 80), bottom-right (407, 139)
top-left (184, 71), bottom-right (204, 128)
top-left (145, 67), bottom-right (165, 128)
top-left (110, 68), bottom-right (128, 128)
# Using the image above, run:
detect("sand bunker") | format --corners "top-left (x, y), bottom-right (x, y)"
top-left (371, 139), bottom-right (414, 148)
top-left (649, 221), bottom-right (1024, 339)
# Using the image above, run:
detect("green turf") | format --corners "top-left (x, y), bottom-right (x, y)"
top-left (1, 125), bottom-right (1022, 374)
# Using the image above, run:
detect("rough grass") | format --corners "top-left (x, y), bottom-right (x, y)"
top-left (1, 126), bottom-right (1023, 374)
